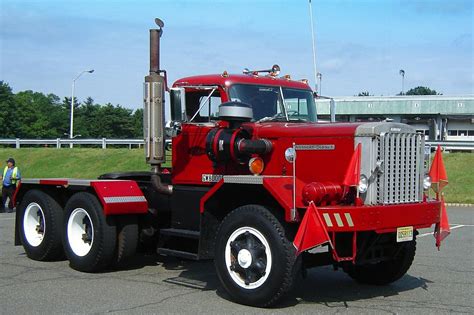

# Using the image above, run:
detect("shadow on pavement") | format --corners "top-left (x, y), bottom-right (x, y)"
top-left (275, 266), bottom-right (432, 308)
top-left (113, 253), bottom-right (432, 308)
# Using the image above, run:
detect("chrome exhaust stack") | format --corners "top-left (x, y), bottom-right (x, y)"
top-left (143, 18), bottom-right (172, 194)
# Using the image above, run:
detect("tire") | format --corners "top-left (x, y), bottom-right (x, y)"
top-left (18, 190), bottom-right (64, 261)
top-left (214, 205), bottom-right (296, 307)
top-left (63, 192), bottom-right (116, 272)
top-left (346, 239), bottom-right (416, 285)
top-left (114, 216), bottom-right (139, 266)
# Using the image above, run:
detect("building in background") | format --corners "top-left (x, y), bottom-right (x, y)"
top-left (315, 96), bottom-right (474, 141)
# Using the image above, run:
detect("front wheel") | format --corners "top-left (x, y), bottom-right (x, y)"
top-left (214, 205), bottom-right (296, 307)
top-left (63, 192), bottom-right (116, 272)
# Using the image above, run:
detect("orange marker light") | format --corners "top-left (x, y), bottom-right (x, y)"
top-left (249, 157), bottom-right (264, 175)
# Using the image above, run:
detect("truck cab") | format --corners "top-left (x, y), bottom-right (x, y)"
top-left (168, 72), bottom-right (317, 185)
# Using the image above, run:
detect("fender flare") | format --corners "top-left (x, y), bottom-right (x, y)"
top-left (14, 179), bottom-right (148, 247)
top-left (16, 179), bottom-right (148, 216)
top-left (200, 175), bottom-right (305, 222)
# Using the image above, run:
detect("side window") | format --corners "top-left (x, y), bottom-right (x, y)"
top-left (185, 90), bottom-right (221, 122)
top-left (281, 88), bottom-right (313, 121)
top-left (285, 98), bottom-right (308, 115)
top-left (199, 96), bottom-right (221, 118)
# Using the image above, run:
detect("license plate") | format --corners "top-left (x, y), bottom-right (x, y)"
top-left (397, 226), bottom-right (414, 242)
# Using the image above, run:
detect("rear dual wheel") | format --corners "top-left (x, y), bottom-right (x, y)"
top-left (62, 192), bottom-right (139, 272)
top-left (115, 215), bottom-right (139, 266)
top-left (63, 192), bottom-right (117, 272)
top-left (19, 190), bottom-right (64, 261)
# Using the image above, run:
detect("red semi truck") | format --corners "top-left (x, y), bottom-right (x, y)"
top-left (13, 20), bottom-right (446, 307)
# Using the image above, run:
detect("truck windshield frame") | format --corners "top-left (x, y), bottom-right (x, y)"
top-left (228, 84), bottom-right (317, 122)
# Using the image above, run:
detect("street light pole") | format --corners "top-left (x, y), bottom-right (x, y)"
top-left (70, 69), bottom-right (94, 148)
top-left (308, 0), bottom-right (318, 94)
top-left (317, 72), bottom-right (322, 95)
top-left (399, 69), bottom-right (405, 95)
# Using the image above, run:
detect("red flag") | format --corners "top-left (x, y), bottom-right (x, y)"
top-left (429, 145), bottom-right (448, 193)
top-left (342, 143), bottom-right (361, 187)
top-left (293, 202), bottom-right (331, 255)
top-left (434, 196), bottom-right (450, 249)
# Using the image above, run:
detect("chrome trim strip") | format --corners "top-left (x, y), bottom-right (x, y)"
top-left (223, 175), bottom-right (263, 185)
top-left (19, 179), bottom-right (41, 184)
top-left (67, 179), bottom-right (93, 186)
top-left (295, 144), bottom-right (335, 151)
top-left (292, 142), bottom-right (296, 221)
top-left (395, 134), bottom-right (400, 203)
top-left (103, 196), bottom-right (146, 204)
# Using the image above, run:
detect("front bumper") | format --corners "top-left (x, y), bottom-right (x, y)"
top-left (316, 200), bottom-right (440, 233)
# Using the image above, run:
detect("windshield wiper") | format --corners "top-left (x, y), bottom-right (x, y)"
top-left (257, 113), bottom-right (288, 123)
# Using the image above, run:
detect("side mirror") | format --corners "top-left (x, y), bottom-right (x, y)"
top-left (170, 87), bottom-right (187, 121)
top-left (165, 120), bottom-right (182, 138)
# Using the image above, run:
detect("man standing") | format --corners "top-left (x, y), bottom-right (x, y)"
top-left (1, 158), bottom-right (21, 213)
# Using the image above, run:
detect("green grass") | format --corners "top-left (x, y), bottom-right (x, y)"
top-left (0, 148), bottom-right (151, 179)
top-left (0, 148), bottom-right (472, 203)
top-left (441, 152), bottom-right (474, 204)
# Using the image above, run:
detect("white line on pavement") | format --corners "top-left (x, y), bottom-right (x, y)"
top-left (418, 224), bottom-right (466, 238)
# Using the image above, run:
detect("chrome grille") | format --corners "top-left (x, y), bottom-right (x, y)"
top-left (377, 132), bottom-right (424, 204)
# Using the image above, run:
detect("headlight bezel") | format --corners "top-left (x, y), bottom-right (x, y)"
top-left (423, 175), bottom-right (432, 190)
top-left (284, 147), bottom-right (296, 163)
top-left (358, 174), bottom-right (368, 194)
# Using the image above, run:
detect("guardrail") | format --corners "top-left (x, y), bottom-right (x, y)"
top-left (0, 138), bottom-right (473, 151)
top-left (0, 138), bottom-right (144, 149)
top-left (426, 141), bottom-right (474, 151)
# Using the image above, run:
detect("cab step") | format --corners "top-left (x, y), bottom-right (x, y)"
top-left (159, 228), bottom-right (200, 239)
top-left (157, 248), bottom-right (199, 260)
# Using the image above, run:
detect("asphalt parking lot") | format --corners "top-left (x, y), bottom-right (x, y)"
top-left (1, 206), bottom-right (473, 314)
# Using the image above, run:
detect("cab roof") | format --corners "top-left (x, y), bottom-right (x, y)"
top-left (173, 74), bottom-right (312, 90)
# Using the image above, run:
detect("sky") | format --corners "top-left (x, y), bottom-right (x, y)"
top-left (1, 0), bottom-right (473, 110)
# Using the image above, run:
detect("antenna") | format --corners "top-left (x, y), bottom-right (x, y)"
top-left (308, 0), bottom-right (318, 93)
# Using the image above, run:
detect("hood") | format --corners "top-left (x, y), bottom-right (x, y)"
top-left (247, 121), bottom-right (363, 139)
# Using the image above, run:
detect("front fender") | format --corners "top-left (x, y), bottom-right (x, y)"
top-left (200, 175), bottom-right (305, 222)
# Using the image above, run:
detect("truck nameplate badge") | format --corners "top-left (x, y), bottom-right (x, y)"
top-left (202, 174), bottom-right (224, 183)
top-left (396, 226), bottom-right (414, 242)
top-left (295, 144), bottom-right (335, 151)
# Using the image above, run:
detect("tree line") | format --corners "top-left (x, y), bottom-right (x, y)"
top-left (358, 86), bottom-right (441, 96)
top-left (0, 80), bottom-right (443, 138)
top-left (0, 81), bottom-right (143, 139)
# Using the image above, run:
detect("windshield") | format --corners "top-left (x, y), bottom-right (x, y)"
top-left (228, 84), bottom-right (317, 122)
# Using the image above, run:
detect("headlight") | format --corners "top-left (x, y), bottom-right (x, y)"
top-left (284, 147), bottom-right (296, 163)
top-left (423, 175), bottom-right (432, 190)
top-left (358, 175), bottom-right (368, 193)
